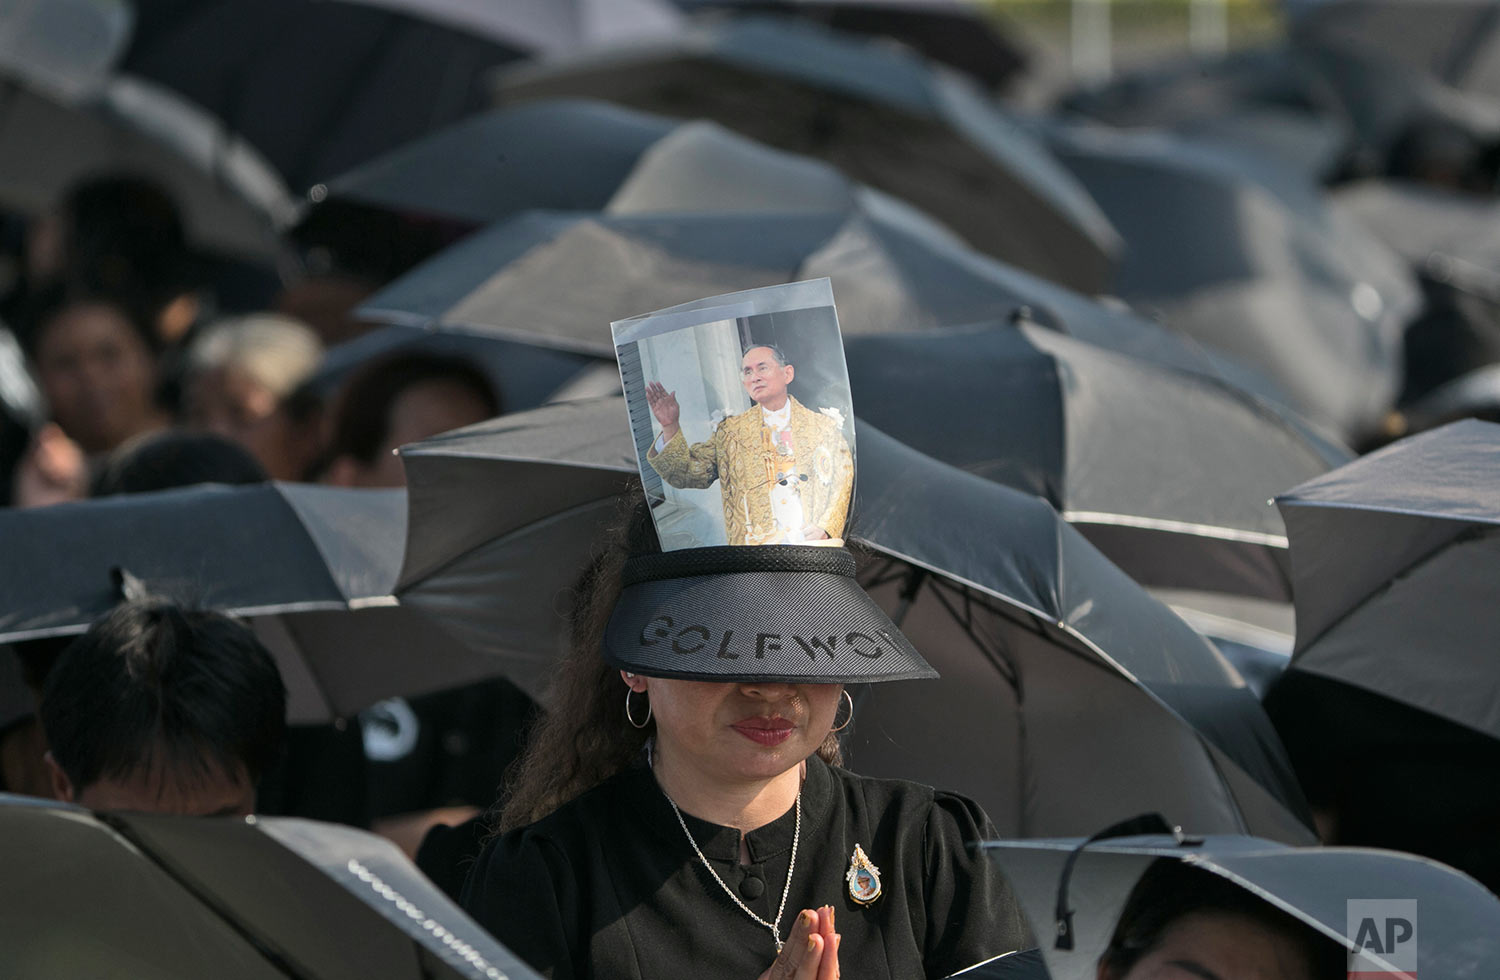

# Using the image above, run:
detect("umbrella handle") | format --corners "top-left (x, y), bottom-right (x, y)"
top-left (1053, 813), bottom-right (1200, 950)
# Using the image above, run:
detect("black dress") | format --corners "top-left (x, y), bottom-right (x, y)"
top-left (461, 754), bottom-right (1033, 979)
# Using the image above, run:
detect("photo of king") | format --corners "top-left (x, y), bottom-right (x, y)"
top-left (645, 343), bottom-right (854, 545)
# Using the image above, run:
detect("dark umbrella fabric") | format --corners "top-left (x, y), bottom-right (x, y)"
top-left (1041, 121), bottom-right (1419, 439)
top-left (355, 199), bottom-right (1285, 411)
top-left (1291, 0), bottom-right (1500, 104)
top-left (0, 795), bottom-right (541, 979)
top-left (845, 323), bottom-right (1347, 601)
top-left (294, 99), bottom-right (869, 279)
top-left (0, 71), bottom-right (291, 263)
top-left (986, 833), bottom-right (1500, 980)
top-left (119, 0), bottom-right (680, 192)
top-left (493, 16), bottom-right (1119, 294)
top-left (0, 483), bottom-right (501, 723)
top-left (1334, 178), bottom-right (1500, 401)
top-left (673, 0), bottom-right (1029, 92)
top-left (397, 396), bottom-right (1314, 842)
top-left (1276, 418), bottom-right (1500, 740)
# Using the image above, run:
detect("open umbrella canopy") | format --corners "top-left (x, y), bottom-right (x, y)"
top-left (119, 0), bottom-right (681, 192)
top-left (397, 396), bottom-right (1314, 842)
top-left (1059, 46), bottom-right (1356, 184)
top-left (1333, 178), bottom-right (1500, 401)
top-left (294, 98), bottom-right (886, 279)
top-left (0, 70), bottom-right (292, 264)
top-left (1275, 418), bottom-right (1500, 740)
top-left (492, 16), bottom-right (1119, 294)
top-left (1291, 0), bottom-right (1500, 105)
top-left (0, 795), bottom-right (541, 980)
top-left (355, 196), bottom-right (1283, 409)
top-left (673, 0), bottom-right (1029, 91)
top-left (1041, 121), bottom-right (1419, 440)
top-left (986, 832), bottom-right (1500, 980)
top-left (0, 483), bottom-right (500, 723)
top-left (845, 323), bottom-right (1348, 601)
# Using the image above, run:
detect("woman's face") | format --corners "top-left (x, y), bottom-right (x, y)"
top-left (626, 674), bottom-right (843, 786)
top-left (34, 302), bottom-right (159, 454)
top-left (1106, 911), bottom-right (1319, 980)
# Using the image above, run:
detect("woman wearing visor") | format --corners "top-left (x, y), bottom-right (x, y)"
top-left (461, 503), bottom-right (1032, 980)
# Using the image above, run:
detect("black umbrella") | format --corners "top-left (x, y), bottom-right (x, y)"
top-left (0, 70), bottom-right (292, 264)
top-left (1275, 419), bottom-right (1500, 741)
top-left (0, 483), bottom-right (501, 723)
top-left (119, 0), bottom-right (682, 192)
top-left (1268, 423), bottom-right (1500, 893)
top-left (1334, 178), bottom-right (1500, 402)
top-left (493, 16), bottom-right (1120, 294)
top-left (675, 0), bottom-right (1029, 91)
top-left (987, 831), bottom-right (1500, 980)
top-left (293, 98), bottom-right (877, 281)
top-left (1291, 0), bottom-right (1500, 104)
top-left (396, 397), bottom-right (1315, 842)
top-left (1041, 121), bottom-right (1419, 439)
top-left (845, 323), bottom-right (1347, 601)
top-left (354, 199), bottom-right (1282, 411)
top-left (0, 794), bottom-right (541, 979)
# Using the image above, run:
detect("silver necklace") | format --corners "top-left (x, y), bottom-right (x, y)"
top-left (650, 746), bottom-right (801, 953)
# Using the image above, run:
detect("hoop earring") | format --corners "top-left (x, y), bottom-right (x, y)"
top-left (831, 689), bottom-right (854, 733)
top-left (625, 687), bottom-right (652, 729)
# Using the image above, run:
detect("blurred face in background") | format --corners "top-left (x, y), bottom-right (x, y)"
top-left (327, 377), bottom-right (495, 488)
top-left (185, 365), bottom-right (304, 480)
top-left (33, 301), bottom-right (163, 454)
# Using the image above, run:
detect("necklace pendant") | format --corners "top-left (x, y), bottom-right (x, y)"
top-left (845, 844), bottom-right (882, 905)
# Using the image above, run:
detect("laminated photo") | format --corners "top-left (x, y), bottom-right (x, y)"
top-left (613, 279), bottom-right (856, 551)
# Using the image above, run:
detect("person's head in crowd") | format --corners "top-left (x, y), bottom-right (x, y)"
top-left (92, 429), bottom-right (268, 497)
top-left (321, 352), bottom-right (499, 487)
top-left (21, 284), bottom-right (167, 455)
top-left (1098, 858), bottom-right (1346, 980)
top-left (184, 314), bottom-right (323, 479)
top-left (27, 174), bottom-right (197, 343)
top-left (40, 601), bottom-right (287, 816)
top-left (273, 271), bottom-right (380, 346)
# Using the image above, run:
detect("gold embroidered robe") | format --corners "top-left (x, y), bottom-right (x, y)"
top-left (648, 396), bottom-right (854, 545)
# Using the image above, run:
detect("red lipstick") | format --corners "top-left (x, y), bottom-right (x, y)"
top-left (732, 716), bottom-right (794, 746)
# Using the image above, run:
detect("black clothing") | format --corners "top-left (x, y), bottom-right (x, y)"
top-left (462, 755), bottom-right (1031, 979)
top-left (417, 813), bottom-right (488, 902)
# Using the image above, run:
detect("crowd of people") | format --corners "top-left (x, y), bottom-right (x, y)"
top-left (0, 82), bottom-right (1495, 978)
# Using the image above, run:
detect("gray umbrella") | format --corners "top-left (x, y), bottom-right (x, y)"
top-left (1059, 45), bottom-right (1356, 184)
top-left (1276, 418), bottom-right (1500, 740)
top-left (0, 70), bottom-right (292, 263)
top-left (846, 323), bottom-right (1347, 601)
top-left (986, 832), bottom-right (1500, 980)
top-left (120, 0), bottom-right (683, 192)
top-left (397, 396), bottom-right (1314, 842)
top-left (1041, 120), bottom-right (1420, 440)
top-left (673, 0), bottom-right (1030, 91)
top-left (0, 794), bottom-right (539, 979)
top-left (294, 98), bottom-right (874, 279)
top-left (492, 16), bottom-right (1119, 294)
top-left (0, 483), bottom-right (501, 723)
top-left (355, 197), bottom-right (1288, 412)
top-left (1334, 178), bottom-right (1500, 402)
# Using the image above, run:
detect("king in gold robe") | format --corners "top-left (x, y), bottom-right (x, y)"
top-left (648, 396), bottom-right (853, 546)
